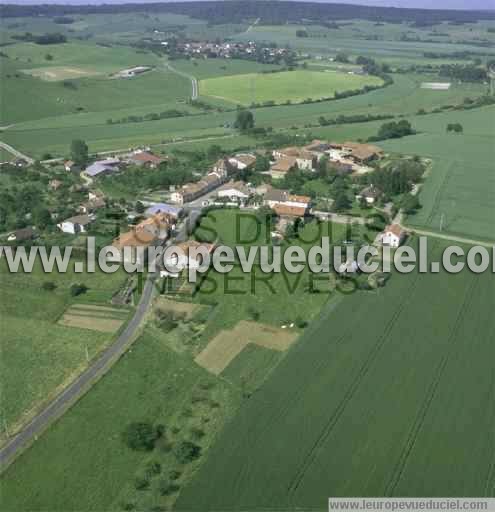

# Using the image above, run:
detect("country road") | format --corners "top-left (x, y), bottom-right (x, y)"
top-left (164, 61), bottom-right (198, 100)
top-left (0, 272), bottom-right (157, 470)
top-left (0, 141), bottom-right (34, 164)
top-left (403, 225), bottom-right (495, 248)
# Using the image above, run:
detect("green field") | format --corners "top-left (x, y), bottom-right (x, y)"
top-left (380, 105), bottom-right (495, 241)
top-left (200, 70), bottom-right (384, 106)
top-left (2, 70), bottom-right (485, 159)
top-left (177, 237), bottom-right (495, 509)
top-left (0, 258), bottom-right (129, 435)
top-left (0, 328), bottom-right (241, 511)
top-left (0, 43), bottom-right (189, 124)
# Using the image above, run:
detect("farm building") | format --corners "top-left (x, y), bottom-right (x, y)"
top-left (343, 142), bottom-right (383, 164)
top-left (145, 203), bottom-right (183, 218)
top-left (379, 224), bottom-right (406, 248)
top-left (126, 151), bottom-right (165, 168)
top-left (217, 181), bottom-right (252, 203)
top-left (57, 214), bottom-right (92, 234)
top-left (84, 158), bottom-right (121, 178)
top-left (113, 66), bottom-right (152, 79)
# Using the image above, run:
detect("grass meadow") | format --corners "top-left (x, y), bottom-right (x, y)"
top-left (0, 258), bottom-right (129, 435)
top-left (176, 237), bottom-right (495, 509)
top-left (0, 328), bottom-right (241, 511)
top-left (200, 70), bottom-right (384, 106)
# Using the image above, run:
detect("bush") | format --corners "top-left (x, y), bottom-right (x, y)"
top-left (145, 461), bottom-right (161, 476)
top-left (247, 306), bottom-right (260, 321)
top-left (134, 476), bottom-right (150, 490)
top-left (70, 283), bottom-right (88, 297)
top-left (155, 309), bottom-right (185, 332)
top-left (295, 316), bottom-right (308, 329)
top-left (169, 469), bottom-right (182, 481)
top-left (122, 422), bottom-right (158, 451)
top-left (174, 440), bottom-right (201, 464)
top-left (41, 281), bottom-right (57, 291)
top-left (158, 478), bottom-right (180, 496)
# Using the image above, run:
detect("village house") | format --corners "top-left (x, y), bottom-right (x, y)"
top-left (356, 185), bottom-right (382, 205)
top-left (269, 156), bottom-right (298, 179)
top-left (212, 158), bottom-right (233, 178)
top-left (228, 153), bottom-right (256, 170)
top-left (111, 229), bottom-right (156, 267)
top-left (273, 147), bottom-right (315, 171)
top-left (79, 197), bottom-right (105, 214)
top-left (57, 214), bottom-right (92, 234)
top-left (217, 180), bottom-right (251, 204)
top-left (379, 224), bottom-right (406, 248)
top-left (264, 189), bottom-right (311, 213)
top-left (126, 151), bottom-right (165, 169)
top-left (135, 213), bottom-right (171, 241)
top-left (163, 240), bottom-right (216, 275)
top-left (171, 171), bottom-right (224, 205)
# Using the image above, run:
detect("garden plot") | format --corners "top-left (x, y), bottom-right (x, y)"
top-left (195, 320), bottom-right (298, 375)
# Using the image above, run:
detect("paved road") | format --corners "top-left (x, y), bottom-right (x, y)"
top-left (0, 272), bottom-right (158, 470)
top-left (164, 61), bottom-right (198, 100)
top-left (0, 141), bottom-right (34, 165)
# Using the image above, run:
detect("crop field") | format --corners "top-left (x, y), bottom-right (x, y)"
top-left (2, 69), bottom-right (485, 159)
top-left (380, 105), bottom-right (495, 241)
top-left (0, 258), bottom-right (129, 435)
top-left (200, 70), bottom-right (384, 106)
top-left (233, 22), bottom-right (495, 64)
top-left (177, 237), bottom-right (495, 509)
top-left (58, 304), bottom-right (129, 333)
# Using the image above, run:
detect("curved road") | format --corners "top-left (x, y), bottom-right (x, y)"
top-left (164, 61), bottom-right (198, 100)
top-left (0, 273), bottom-right (157, 470)
top-left (0, 141), bottom-right (34, 165)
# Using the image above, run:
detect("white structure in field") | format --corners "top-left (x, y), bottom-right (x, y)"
top-left (379, 224), bottom-right (406, 248)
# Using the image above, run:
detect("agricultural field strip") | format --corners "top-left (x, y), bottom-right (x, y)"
top-left (385, 276), bottom-right (479, 495)
top-left (287, 268), bottom-right (422, 503)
